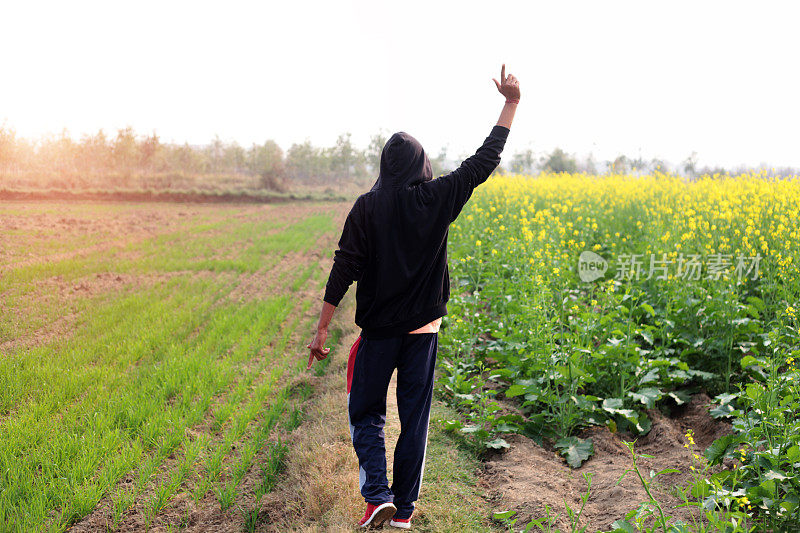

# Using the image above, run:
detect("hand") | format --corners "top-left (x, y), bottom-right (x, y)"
top-left (492, 64), bottom-right (520, 102)
top-left (307, 328), bottom-right (331, 369)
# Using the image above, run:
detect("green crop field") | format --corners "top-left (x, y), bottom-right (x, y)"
top-left (0, 201), bottom-right (349, 531)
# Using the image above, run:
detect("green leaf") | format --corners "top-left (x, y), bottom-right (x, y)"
top-left (640, 303), bottom-right (655, 316)
top-left (758, 478), bottom-right (776, 495)
top-left (629, 387), bottom-right (663, 409)
top-left (710, 391), bottom-right (739, 415)
top-left (786, 445), bottom-right (800, 463)
top-left (764, 470), bottom-right (788, 481)
top-left (740, 355), bottom-right (760, 368)
top-left (668, 390), bottom-right (692, 405)
top-left (780, 501), bottom-right (798, 514)
top-left (709, 403), bottom-right (735, 419)
top-left (443, 419), bottom-right (463, 431)
top-left (635, 412), bottom-right (652, 435)
top-left (505, 384), bottom-right (529, 398)
top-left (704, 434), bottom-right (743, 465)
top-left (602, 398), bottom-right (625, 410)
top-left (667, 523), bottom-right (691, 533)
top-left (495, 413), bottom-right (525, 424)
top-left (571, 394), bottom-right (599, 410)
top-left (493, 510), bottom-right (516, 521)
top-left (610, 519), bottom-right (636, 533)
top-left (554, 437), bottom-right (594, 468)
top-left (686, 369), bottom-right (715, 381)
top-left (747, 296), bottom-right (765, 312)
top-left (486, 438), bottom-right (511, 450)
top-left (602, 398), bottom-right (640, 426)
top-left (746, 383), bottom-right (764, 400)
top-left (639, 368), bottom-right (661, 385)
top-left (714, 392), bottom-right (739, 404)
top-left (522, 415), bottom-right (552, 446)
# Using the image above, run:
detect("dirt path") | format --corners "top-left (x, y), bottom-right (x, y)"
top-left (257, 324), bottom-right (391, 531)
top-left (257, 317), bottom-right (495, 532)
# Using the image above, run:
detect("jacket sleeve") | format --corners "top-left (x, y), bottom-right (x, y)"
top-left (422, 125), bottom-right (509, 222)
top-left (323, 197), bottom-right (367, 307)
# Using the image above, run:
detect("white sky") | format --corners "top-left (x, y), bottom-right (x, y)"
top-left (1, 0), bottom-right (799, 169)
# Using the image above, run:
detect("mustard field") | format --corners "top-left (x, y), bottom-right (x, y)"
top-left (440, 172), bottom-right (800, 531)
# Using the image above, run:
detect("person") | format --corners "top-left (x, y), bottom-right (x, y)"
top-left (306, 65), bottom-right (520, 529)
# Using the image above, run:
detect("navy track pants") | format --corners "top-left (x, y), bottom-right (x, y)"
top-left (346, 332), bottom-right (438, 520)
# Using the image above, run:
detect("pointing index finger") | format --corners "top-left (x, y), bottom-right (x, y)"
top-left (501, 64), bottom-right (506, 83)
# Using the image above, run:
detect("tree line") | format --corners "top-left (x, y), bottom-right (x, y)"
top-left (0, 126), bottom-right (450, 191)
top-left (1, 125), bottom-right (794, 192)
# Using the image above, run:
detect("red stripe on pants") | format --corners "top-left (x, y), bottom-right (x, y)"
top-left (346, 335), bottom-right (361, 395)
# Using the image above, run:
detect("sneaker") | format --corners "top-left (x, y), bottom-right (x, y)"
top-left (359, 502), bottom-right (397, 528)
top-left (389, 516), bottom-right (412, 529)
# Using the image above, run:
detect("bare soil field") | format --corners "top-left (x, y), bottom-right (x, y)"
top-left (0, 189), bottom-right (343, 205)
top-left (481, 395), bottom-right (732, 531)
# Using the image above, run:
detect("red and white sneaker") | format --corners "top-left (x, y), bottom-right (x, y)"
top-left (359, 502), bottom-right (397, 528)
top-left (389, 516), bottom-right (412, 529)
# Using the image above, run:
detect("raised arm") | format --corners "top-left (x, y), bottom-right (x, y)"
top-left (494, 63), bottom-right (520, 128)
top-left (421, 64), bottom-right (521, 222)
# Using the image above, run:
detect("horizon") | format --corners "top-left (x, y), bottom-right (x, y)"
top-left (4, 124), bottom-right (797, 175)
top-left (2, 0), bottom-right (799, 170)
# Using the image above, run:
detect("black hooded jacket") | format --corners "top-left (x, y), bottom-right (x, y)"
top-left (323, 125), bottom-right (510, 338)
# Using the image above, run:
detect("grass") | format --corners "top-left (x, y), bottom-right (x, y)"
top-left (417, 400), bottom-right (498, 532)
top-left (0, 201), bottom-right (345, 531)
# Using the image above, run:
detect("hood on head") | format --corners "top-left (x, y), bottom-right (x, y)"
top-left (370, 132), bottom-right (433, 192)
